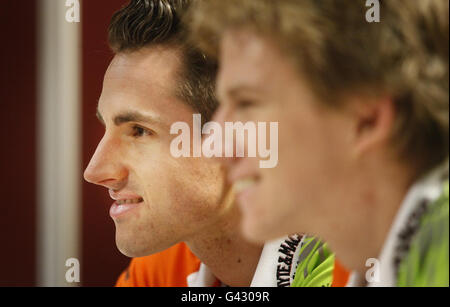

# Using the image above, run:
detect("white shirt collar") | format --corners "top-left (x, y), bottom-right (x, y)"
top-left (251, 234), bottom-right (306, 287)
top-left (187, 234), bottom-right (307, 287)
top-left (348, 159), bottom-right (449, 287)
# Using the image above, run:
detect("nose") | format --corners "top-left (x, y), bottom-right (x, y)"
top-left (211, 105), bottom-right (240, 167)
top-left (212, 104), bottom-right (228, 127)
top-left (83, 134), bottom-right (128, 189)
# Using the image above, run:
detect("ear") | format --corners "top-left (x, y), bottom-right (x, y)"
top-left (349, 96), bottom-right (395, 158)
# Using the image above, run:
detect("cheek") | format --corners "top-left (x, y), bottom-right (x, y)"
top-left (280, 104), bottom-right (347, 168)
top-left (261, 167), bottom-right (294, 214)
top-left (165, 160), bottom-right (224, 218)
top-left (242, 169), bottom-right (298, 241)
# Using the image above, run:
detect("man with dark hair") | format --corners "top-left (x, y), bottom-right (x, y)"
top-left (84, 0), bottom-right (260, 287)
top-left (84, 0), bottom-right (347, 287)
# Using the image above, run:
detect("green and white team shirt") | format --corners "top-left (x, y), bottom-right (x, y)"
top-left (251, 235), bottom-right (334, 287)
top-left (348, 159), bottom-right (449, 287)
top-left (188, 234), bottom-right (334, 287)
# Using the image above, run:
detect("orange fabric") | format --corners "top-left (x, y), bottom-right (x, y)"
top-left (116, 242), bottom-right (350, 287)
top-left (116, 242), bottom-right (201, 287)
top-left (331, 259), bottom-right (350, 287)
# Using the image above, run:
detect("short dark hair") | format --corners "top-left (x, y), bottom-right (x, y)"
top-left (108, 0), bottom-right (218, 122)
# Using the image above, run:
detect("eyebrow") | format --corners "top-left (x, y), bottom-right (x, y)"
top-left (223, 85), bottom-right (261, 101)
top-left (96, 108), bottom-right (164, 128)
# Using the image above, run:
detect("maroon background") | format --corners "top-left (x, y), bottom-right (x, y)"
top-left (0, 0), bottom-right (37, 286)
top-left (0, 0), bottom-right (132, 286)
top-left (81, 0), bottom-right (131, 286)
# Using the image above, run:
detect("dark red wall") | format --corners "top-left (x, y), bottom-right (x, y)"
top-left (0, 0), bottom-right (134, 287)
top-left (0, 0), bottom-right (37, 286)
top-left (81, 0), bottom-right (131, 286)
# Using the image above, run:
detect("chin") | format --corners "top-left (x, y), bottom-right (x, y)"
top-left (115, 238), bottom-right (147, 258)
top-left (116, 240), bottom-right (163, 258)
top-left (114, 228), bottom-right (176, 258)
top-left (116, 244), bottom-right (140, 258)
top-left (241, 218), bottom-right (279, 244)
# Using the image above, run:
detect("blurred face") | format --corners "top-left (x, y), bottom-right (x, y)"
top-left (216, 31), bottom-right (356, 243)
top-left (84, 46), bottom-right (228, 257)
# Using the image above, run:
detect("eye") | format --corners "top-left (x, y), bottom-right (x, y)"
top-left (236, 99), bottom-right (255, 110)
top-left (132, 125), bottom-right (153, 138)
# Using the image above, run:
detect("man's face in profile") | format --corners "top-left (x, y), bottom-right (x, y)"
top-left (216, 30), bottom-right (354, 243)
top-left (84, 46), bottom-right (230, 257)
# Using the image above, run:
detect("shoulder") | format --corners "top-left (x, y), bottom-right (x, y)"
top-left (291, 237), bottom-right (336, 287)
top-left (116, 242), bottom-right (201, 287)
top-left (398, 181), bottom-right (449, 287)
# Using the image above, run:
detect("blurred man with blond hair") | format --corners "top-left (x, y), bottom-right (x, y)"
top-left (189, 0), bottom-right (449, 286)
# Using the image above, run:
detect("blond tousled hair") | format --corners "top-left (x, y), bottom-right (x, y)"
top-left (188, 0), bottom-right (449, 176)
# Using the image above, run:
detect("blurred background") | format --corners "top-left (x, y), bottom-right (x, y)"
top-left (0, 0), bottom-right (132, 286)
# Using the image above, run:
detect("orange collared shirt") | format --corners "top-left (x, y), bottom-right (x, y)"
top-left (116, 242), bottom-right (349, 287)
top-left (116, 242), bottom-right (201, 287)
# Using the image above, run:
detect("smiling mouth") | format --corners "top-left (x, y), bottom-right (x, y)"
top-left (110, 197), bottom-right (144, 219)
top-left (116, 198), bottom-right (144, 205)
top-left (233, 177), bottom-right (259, 193)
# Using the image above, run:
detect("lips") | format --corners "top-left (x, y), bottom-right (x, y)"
top-left (109, 189), bottom-right (143, 202)
top-left (233, 177), bottom-right (258, 194)
top-left (108, 190), bottom-right (144, 218)
top-left (110, 201), bottom-right (142, 218)
top-left (115, 197), bottom-right (144, 205)
top-left (232, 176), bottom-right (260, 214)
top-left (227, 159), bottom-right (261, 211)
top-left (228, 161), bottom-right (261, 193)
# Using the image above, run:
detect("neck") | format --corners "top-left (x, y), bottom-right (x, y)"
top-left (329, 158), bottom-right (416, 274)
top-left (185, 206), bottom-right (263, 287)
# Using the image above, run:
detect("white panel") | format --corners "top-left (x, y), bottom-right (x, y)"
top-left (37, 0), bottom-right (82, 287)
